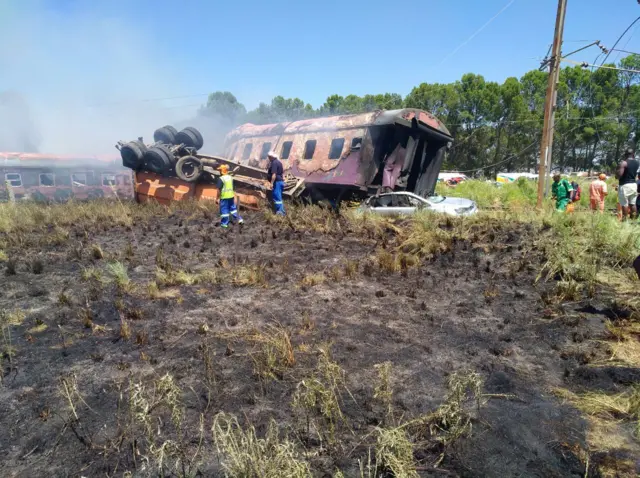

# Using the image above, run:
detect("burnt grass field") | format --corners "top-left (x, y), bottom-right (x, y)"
top-left (1, 200), bottom-right (639, 477)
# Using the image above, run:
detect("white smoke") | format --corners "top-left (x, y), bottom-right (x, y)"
top-left (0, 2), bottom-right (205, 155)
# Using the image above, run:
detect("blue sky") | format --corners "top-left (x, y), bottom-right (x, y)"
top-left (0, 0), bottom-right (638, 153)
top-left (2, 0), bottom-right (639, 110)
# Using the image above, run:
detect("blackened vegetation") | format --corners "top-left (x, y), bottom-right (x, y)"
top-left (0, 204), bottom-right (638, 477)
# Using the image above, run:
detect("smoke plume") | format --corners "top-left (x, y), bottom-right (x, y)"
top-left (0, 2), bottom-right (210, 155)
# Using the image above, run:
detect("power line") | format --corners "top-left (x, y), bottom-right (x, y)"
top-left (452, 116), bottom-right (608, 174)
top-left (435, 0), bottom-right (518, 68)
top-left (560, 58), bottom-right (640, 73)
top-left (611, 47), bottom-right (640, 57)
top-left (599, 16), bottom-right (640, 66)
top-left (447, 116), bottom-right (636, 128)
top-left (84, 93), bottom-right (210, 108)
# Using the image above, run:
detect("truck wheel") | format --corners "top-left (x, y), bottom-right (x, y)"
top-left (120, 141), bottom-right (147, 170)
top-left (175, 126), bottom-right (204, 150)
top-left (144, 145), bottom-right (174, 175)
top-left (175, 155), bottom-right (203, 182)
top-left (154, 126), bottom-right (177, 145)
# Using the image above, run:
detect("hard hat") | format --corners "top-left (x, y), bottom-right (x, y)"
top-left (267, 151), bottom-right (279, 160)
top-left (218, 164), bottom-right (229, 173)
top-left (599, 173), bottom-right (606, 180)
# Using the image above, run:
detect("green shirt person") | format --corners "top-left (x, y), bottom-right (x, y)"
top-left (551, 173), bottom-right (574, 211)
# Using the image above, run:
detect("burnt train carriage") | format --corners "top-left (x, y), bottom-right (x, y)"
top-left (222, 108), bottom-right (453, 200)
top-left (0, 152), bottom-right (134, 202)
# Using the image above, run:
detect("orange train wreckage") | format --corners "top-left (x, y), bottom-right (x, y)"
top-left (0, 152), bottom-right (133, 202)
top-left (118, 108), bottom-right (454, 207)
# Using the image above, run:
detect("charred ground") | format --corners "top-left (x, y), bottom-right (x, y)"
top-left (0, 200), bottom-right (639, 477)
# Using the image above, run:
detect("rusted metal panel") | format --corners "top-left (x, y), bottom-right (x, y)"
top-left (224, 109), bottom-right (452, 143)
top-left (135, 171), bottom-right (265, 209)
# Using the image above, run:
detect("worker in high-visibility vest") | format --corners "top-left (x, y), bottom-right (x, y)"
top-left (217, 164), bottom-right (243, 228)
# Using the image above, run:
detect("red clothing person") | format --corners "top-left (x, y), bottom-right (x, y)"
top-left (589, 174), bottom-right (608, 213)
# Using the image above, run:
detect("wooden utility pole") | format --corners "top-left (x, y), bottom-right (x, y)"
top-left (537, 0), bottom-right (568, 209)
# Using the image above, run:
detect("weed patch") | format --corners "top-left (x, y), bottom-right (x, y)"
top-left (212, 413), bottom-right (311, 477)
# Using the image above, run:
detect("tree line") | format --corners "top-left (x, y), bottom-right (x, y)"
top-left (199, 55), bottom-right (640, 175)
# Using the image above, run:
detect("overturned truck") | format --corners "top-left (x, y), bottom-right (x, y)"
top-left (116, 109), bottom-right (453, 207)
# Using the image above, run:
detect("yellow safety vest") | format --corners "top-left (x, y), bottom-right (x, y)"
top-left (220, 174), bottom-right (235, 199)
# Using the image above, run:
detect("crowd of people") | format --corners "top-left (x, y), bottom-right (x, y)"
top-left (551, 148), bottom-right (638, 220)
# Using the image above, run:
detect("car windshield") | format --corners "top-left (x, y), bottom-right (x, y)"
top-left (427, 195), bottom-right (446, 203)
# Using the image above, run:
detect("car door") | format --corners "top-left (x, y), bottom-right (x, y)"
top-left (387, 194), bottom-right (417, 215)
top-left (368, 195), bottom-right (395, 215)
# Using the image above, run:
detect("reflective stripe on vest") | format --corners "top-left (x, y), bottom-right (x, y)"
top-left (220, 174), bottom-right (235, 199)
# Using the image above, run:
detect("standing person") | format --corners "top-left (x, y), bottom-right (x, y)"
top-left (216, 164), bottom-right (243, 228)
top-left (589, 173), bottom-right (608, 213)
top-left (635, 172), bottom-right (640, 213)
top-left (267, 151), bottom-right (285, 215)
top-left (615, 148), bottom-right (639, 221)
top-left (551, 173), bottom-right (574, 212)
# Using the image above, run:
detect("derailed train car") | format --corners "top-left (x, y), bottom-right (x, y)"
top-left (221, 108), bottom-right (453, 201)
top-left (121, 108), bottom-right (453, 206)
top-left (0, 152), bottom-right (133, 202)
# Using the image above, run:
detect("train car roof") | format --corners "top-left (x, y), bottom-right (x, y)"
top-left (0, 152), bottom-right (124, 169)
top-left (225, 108), bottom-right (452, 142)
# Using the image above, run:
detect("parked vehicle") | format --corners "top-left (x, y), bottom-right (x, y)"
top-left (357, 191), bottom-right (477, 216)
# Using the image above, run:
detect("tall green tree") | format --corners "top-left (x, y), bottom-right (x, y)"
top-left (199, 54), bottom-right (640, 175)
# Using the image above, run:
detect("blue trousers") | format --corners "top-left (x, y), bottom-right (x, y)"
top-left (273, 180), bottom-right (285, 215)
top-left (220, 198), bottom-right (242, 227)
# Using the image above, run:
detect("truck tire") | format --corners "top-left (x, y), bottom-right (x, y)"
top-left (144, 145), bottom-right (174, 175)
top-left (175, 155), bottom-right (203, 183)
top-left (154, 126), bottom-right (177, 145)
top-left (120, 141), bottom-right (147, 170)
top-left (175, 126), bottom-right (204, 150)
top-left (162, 125), bottom-right (178, 137)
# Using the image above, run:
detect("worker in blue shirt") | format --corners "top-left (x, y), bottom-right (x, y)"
top-left (267, 151), bottom-right (285, 215)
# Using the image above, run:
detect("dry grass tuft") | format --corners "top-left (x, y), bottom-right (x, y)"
top-left (292, 347), bottom-right (347, 442)
top-left (554, 387), bottom-right (640, 423)
top-left (119, 318), bottom-right (132, 341)
top-left (212, 413), bottom-right (311, 478)
top-left (402, 370), bottom-right (484, 451)
top-left (232, 265), bottom-right (267, 287)
top-left (91, 244), bottom-right (104, 260)
top-left (343, 260), bottom-right (358, 279)
top-left (57, 290), bottom-right (72, 306)
top-left (398, 217), bottom-right (453, 258)
top-left (249, 324), bottom-right (296, 382)
top-left (155, 268), bottom-right (199, 287)
top-left (374, 362), bottom-right (394, 420)
top-left (376, 250), bottom-right (398, 273)
top-left (375, 427), bottom-right (418, 478)
top-left (1, 310), bottom-right (25, 380)
top-left (300, 273), bottom-right (326, 287)
top-left (106, 261), bottom-right (132, 292)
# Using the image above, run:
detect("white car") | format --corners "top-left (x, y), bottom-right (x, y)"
top-left (358, 191), bottom-right (478, 216)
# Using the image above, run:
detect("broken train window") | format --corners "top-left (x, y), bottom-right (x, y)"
top-left (102, 174), bottom-right (117, 186)
top-left (5, 173), bottom-right (22, 187)
top-left (328, 138), bottom-right (345, 160)
top-left (72, 173), bottom-right (87, 186)
top-left (242, 143), bottom-right (253, 160)
top-left (260, 142), bottom-right (272, 160)
top-left (303, 140), bottom-right (317, 160)
top-left (351, 137), bottom-right (362, 150)
top-left (39, 173), bottom-right (55, 186)
top-left (281, 141), bottom-right (293, 160)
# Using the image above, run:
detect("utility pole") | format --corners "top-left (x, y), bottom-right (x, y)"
top-left (537, 0), bottom-right (568, 209)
